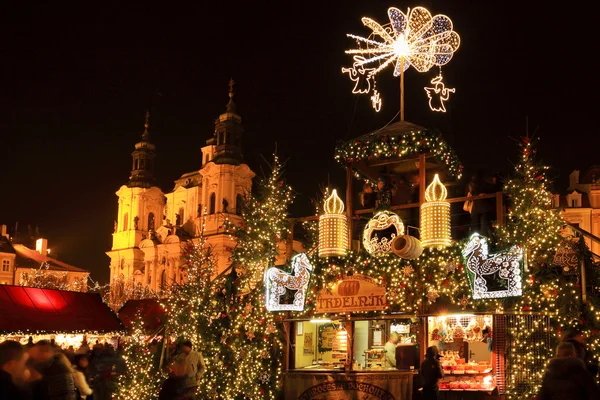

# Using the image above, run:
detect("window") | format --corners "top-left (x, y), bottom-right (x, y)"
top-left (148, 212), bottom-right (155, 231)
top-left (572, 199), bottom-right (578, 207)
top-left (2, 260), bottom-right (10, 272)
top-left (205, 154), bottom-right (209, 165)
top-left (209, 193), bottom-right (216, 214)
top-left (123, 213), bottom-right (128, 231)
top-left (236, 194), bottom-right (243, 215)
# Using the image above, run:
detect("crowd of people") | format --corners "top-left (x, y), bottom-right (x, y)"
top-left (0, 336), bottom-right (207, 400)
top-left (0, 337), bottom-right (125, 400)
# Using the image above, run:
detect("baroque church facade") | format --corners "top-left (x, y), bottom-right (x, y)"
top-left (106, 83), bottom-right (255, 292)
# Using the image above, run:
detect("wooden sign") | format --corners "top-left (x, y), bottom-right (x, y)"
top-left (316, 274), bottom-right (386, 313)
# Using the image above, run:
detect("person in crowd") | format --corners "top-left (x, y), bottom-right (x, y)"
top-left (150, 339), bottom-right (163, 374)
top-left (159, 358), bottom-right (195, 400)
top-left (467, 170), bottom-right (494, 237)
top-left (76, 338), bottom-right (89, 356)
top-left (420, 346), bottom-right (443, 400)
top-left (177, 340), bottom-right (206, 395)
top-left (26, 337), bottom-right (35, 349)
top-left (536, 342), bottom-right (600, 400)
top-left (28, 340), bottom-right (77, 400)
top-left (562, 329), bottom-right (599, 378)
top-left (384, 332), bottom-right (399, 368)
top-left (72, 354), bottom-right (93, 400)
top-left (375, 177), bottom-right (392, 210)
top-left (0, 340), bottom-right (31, 399)
top-left (359, 182), bottom-right (376, 209)
top-left (65, 346), bottom-right (75, 364)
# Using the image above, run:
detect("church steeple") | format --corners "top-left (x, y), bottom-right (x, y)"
top-left (210, 79), bottom-right (244, 165)
top-left (128, 111), bottom-right (156, 188)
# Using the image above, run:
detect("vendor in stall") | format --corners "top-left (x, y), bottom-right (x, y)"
top-left (384, 332), bottom-right (399, 368)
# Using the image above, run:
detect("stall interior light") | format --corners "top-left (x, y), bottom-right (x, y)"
top-left (309, 318), bottom-right (332, 323)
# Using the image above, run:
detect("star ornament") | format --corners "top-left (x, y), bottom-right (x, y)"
top-left (345, 7), bottom-right (460, 77)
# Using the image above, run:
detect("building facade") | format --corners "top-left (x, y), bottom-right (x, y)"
top-left (106, 84), bottom-right (256, 292)
top-left (0, 227), bottom-right (89, 290)
top-left (555, 167), bottom-right (600, 256)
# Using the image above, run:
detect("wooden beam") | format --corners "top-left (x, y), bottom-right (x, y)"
top-left (419, 154), bottom-right (426, 205)
top-left (346, 166), bottom-right (354, 249)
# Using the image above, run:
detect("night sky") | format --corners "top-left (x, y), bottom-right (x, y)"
top-left (1, 1), bottom-right (596, 284)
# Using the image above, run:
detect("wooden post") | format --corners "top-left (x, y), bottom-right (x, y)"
top-left (346, 317), bottom-right (354, 371)
top-left (283, 321), bottom-right (291, 370)
top-left (287, 219), bottom-right (295, 261)
top-left (580, 237), bottom-right (588, 303)
top-left (496, 192), bottom-right (504, 227)
top-left (346, 166), bottom-right (353, 250)
top-left (400, 57), bottom-right (405, 121)
top-left (418, 154), bottom-right (426, 205)
top-left (158, 327), bottom-right (167, 371)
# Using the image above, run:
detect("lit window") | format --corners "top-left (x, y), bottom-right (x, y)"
top-left (2, 260), bottom-right (9, 272)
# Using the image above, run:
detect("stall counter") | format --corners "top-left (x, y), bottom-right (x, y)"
top-left (284, 369), bottom-right (416, 400)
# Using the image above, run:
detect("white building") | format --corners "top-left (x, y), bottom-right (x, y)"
top-left (555, 167), bottom-right (600, 255)
top-left (106, 83), bottom-right (257, 292)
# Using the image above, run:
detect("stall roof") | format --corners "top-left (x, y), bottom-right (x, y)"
top-left (0, 285), bottom-right (124, 334)
top-left (335, 120), bottom-right (463, 181)
top-left (118, 298), bottom-right (166, 332)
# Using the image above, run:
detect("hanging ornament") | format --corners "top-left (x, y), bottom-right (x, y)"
top-left (402, 265), bottom-right (414, 277)
top-left (265, 323), bottom-right (276, 335)
top-left (444, 260), bottom-right (458, 273)
top-left (391, 234), bottom-right (423, 259)
top-left (246, 329), bottom-right (255, 340)
top-left (341, 56), bottom-right (376, 94)
top-left (371, 89), bottom-right (382, 112)
top-left (552, 237), bottom-right (579, 275)
top-left (244, 303), bottom-right (254, 315)
top-left (426, 287), bottom-right (440, 303)
top-left (220, 334), bottom-right (229, 344)
top-left (363, 211), bottom-right (405, 255)
top-left (420, 174), bottom-right (452, 248)
top-left (319, 190), bottom-right (349, 257)
top-left (258, 372), bottom-right (270, 384)
top-left (424, 73), bottom-right (455, 112)
top-left (462, 233), bottom-right (523, 299)
top-left (458, 295), bottom-right (469, 310)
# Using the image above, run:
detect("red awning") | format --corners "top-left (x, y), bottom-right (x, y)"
top-left (118, 298), bottom-right (166, 332)
top-left (0, 285), bottom-right (124, 334)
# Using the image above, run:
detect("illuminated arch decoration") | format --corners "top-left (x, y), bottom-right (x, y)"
top-left (265, 253), bottom-right (313, 312)
top-left (462, 233), bottom-right (524, 299)
top-left (319, 190), bottom-right (349, 258)
top-left (363, 211), bottom-right (405, 255)
top-left (420, 174), bottom-right (451, 248)
top-left (343, 6), bottom-right (460, 113)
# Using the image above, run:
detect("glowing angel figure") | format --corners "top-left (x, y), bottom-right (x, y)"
top-left (424, 74), bottom-right (455, 112)
top-left (341, 56), bottom-right (375, 94)
top-left (344, 7), bottom-right (460, 118)
top-left (371, 89), bottom-right (382, 112)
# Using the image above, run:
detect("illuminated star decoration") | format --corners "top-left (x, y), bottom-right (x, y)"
top-left (343, 6), bottom-right (460, 112)
top-left (424, 74), bottom-right (455, 112)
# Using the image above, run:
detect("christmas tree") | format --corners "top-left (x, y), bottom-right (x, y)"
top-left (496, 135), bottom-right (563, 265)
top-left (225, 153), bottom-right (294, 399)
top-left (115, 311), bottom-right (163, 400)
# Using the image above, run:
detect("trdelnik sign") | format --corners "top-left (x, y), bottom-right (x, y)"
top-left (316, 274), bottom-right (386, 313)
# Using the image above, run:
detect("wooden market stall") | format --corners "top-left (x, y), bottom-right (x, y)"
top-left (282, 120), bottom-right (510, 399)
top-left (0, 285), bottom-right (124, 348)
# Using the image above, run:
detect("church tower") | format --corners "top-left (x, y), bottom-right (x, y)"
top-left (106, 112), bottom-right (165, 287)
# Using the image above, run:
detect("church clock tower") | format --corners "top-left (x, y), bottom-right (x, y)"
top-left (106, 112), bottom-right (165, 286)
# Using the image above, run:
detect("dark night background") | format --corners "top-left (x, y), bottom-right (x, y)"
top-left (0, 1), bottom-right (595, 284)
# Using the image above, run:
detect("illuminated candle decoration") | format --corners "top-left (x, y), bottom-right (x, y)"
top-left (462, 233), bottom-right (523, 299)
top-left (420, 174), bottom-right (451, 248)
top-left (319, 190), bottom-right (349, 257)
top-left (343, 6), bottom-right (460, 111)
top-left (363, 211), bottom-right (405, 255)
top-left (265, 253), bottom-right (312, 312)
top-left (391, 234), bottom-right (423, 260)
top-left (424, 74), bottom-right (455, 112)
